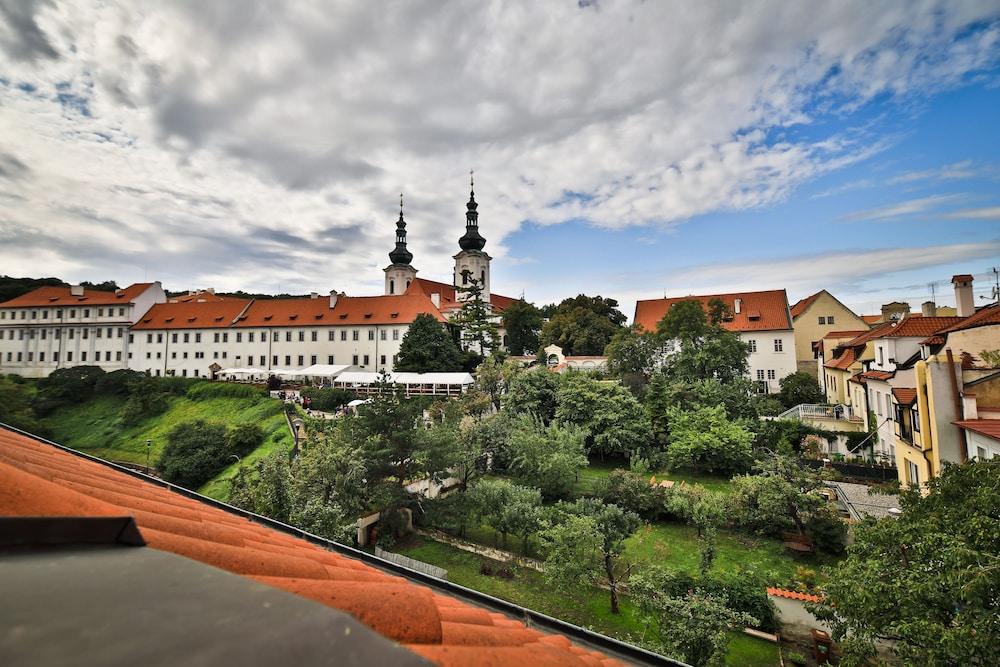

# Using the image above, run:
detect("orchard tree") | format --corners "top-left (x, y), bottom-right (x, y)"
top-left (539, 294), bottom-right (627, 356)
top-left (665, 405), bottom-right (753, 475)
top-left (604, 325), bottom-right (664, 379)
top-left (504, 366), bottom-right (562, 422)
top-left (507, 418), bottom-right (588, 499)
top-left (542, 499), bottom-right (641, 614)
top-left (468, 478), bottom-right (543, 549)
top-left (395, 313), bottom-right (465, 372)
top-left (777, 371), bottom-right (824, 409)
top-left (657, 298), bottom-right (749, 384)
top-left (502, 299), bottom-right (544, 355)
top-left (555, 373), bottom-right (650, 458)
top-left (810, 459), bottom-right (1000, 666)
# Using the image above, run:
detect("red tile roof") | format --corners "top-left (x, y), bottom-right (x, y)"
top-left (824, 346), bottom-right (858, 371)
top-left (634, 289), bottom-right (792, 333)
top-left (861, 315), bottom-right (882, 325)
top-left (789, 291), bottom-right (823, 319)
top-left (767, 587), bottom-right (822, 603)
top-left (237, 294), bottom-right (446, 327)
top-left (0, 427), bottom-right (628, 667)
top-left (953, 419), bottom-right (1000, 440)
top-left (408, 278), bottom-right (517, 312)
top-left (952, 274), bottom-right (974, 283)
top-left (874, 315), bottom-right (964, 339)
top-left (892, 388), bottom-right (917, 405)
top-left (169, 291), bottom-right (242, 303)
top-left (859, 370), bottom-right (893, 381)
top-left (931, 303), bottom-right (1000, 336)
top-left (0, 283), bottom-right (155, 308)
top-left (132, 299), bottom-right (252, 330)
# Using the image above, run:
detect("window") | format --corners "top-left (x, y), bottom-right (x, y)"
top-left (298, 331), bottom-right (305, 342)
top-left (81, 351), bottom-right (87, 361)
top-left (368, 330), bottom-right (375, 341)
top-left (119, 308), bottom-right (125, 316)
top-left (310, 355), bottom-right (317, 364)
top-left (911, 406), bottom-right (920, 432)
top-left (67, 351), bottom-right (72, 362)
top-left (273, 332), bottom-right (279, 342)
top-left (53, 352), bottom-right (59, 362)
top-left (767, 369), bottom-right (776, 380)
top-left (70, 309), bottom-right (76, 318)
top-left (95, 328), bottom-right (101, 338)
top-left (311, 330), bottom-right (317, 342)
top-left (172, 333), bottom-right (178, 343)
top-left (273, 355), bottom-right (278, 366)
top-left (97, 308), bottom-right (103, 317)
top-left (82, 329), bottom-right (89, 339)
top-left (183, 333), bottom-right (190, 343)
top-left (236, 332), bottom-right (242, 343)
top-left (222, 352), bottom-right (227, 359)
top-left (756, 369), bottom-right (765, 380)
top-left (248, 332), bottom-right (254, 342)
top-left (42, 310), bottom-right (48, 319)
top-left (747, 339), bottom-right (757, 353)
top-left (213, 352), bottom-right (219, 359)
top-left (147, 333), bottom-right (153, 344)
top-left (106, 351), bottom-right (112, 361)
top-left (327, 355), bottom-right (334, 364)
top-left (393, 354), bottom-right (398, 365)
top-left (380, 355), bottom-right (386, 366)
top-left (42, 329), bottom-right (48, 340)
top-left (39, 352), bottom-right (45, 362)
top-left (362, 355), bottom-right (369, 366)
top-left (340, 330), bottom-right (347, 341)
top-left (392, 329), bottom-right (399, 341)
top-left (977, 446), bottom-right (987, 461)
top-left (380, 329), bottom-right (387, 341)
top-left (827, 316), bottom-right (834, 324)
top-left (156, 333), bottom-right (163, 344)
top-left (285, 355), bottom-right (291, 366)
top-left (83, 309), bottom-right (89, 318)
top-left (171, 352), bottom-right (177, 359)
top-left (352, 354), bottom-right (359, 365)
top-left (328, 330), bottom-right (335, 341)
top-left (878, 346), bottom-right (884, 365)
top-left (286, 331), bottom-right (292, 342)
top-left (222, 333), bottom-right (228, 343)
top-left (773, 338), bottom-right (783, 352)
top-left (818, 316), bottom-right (826, 325)
top-left (117, 328), bottom-right (123, 338)
top-left (297, 355), bottom-right (304, 366)
top-left (195, 333), bottom-right (202, 343)
top-left (214, 333), bottom-right (220, 343)
top-left (352, 330), bottom-right (359, 341)
top-left (907, 461), bottom-right (920, 486)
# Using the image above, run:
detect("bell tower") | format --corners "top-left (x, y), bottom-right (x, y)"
top-left (384, 194), bottom-right (417, 295)
top-left (453, 171), bottom-right (491, 302)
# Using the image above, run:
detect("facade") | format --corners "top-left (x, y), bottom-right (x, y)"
top-left (0, 282), bottom-right (166, 378)
top-left (542, 344), bottom-right (608, 373)
top-left (634, 289), bottom-right (797, 394)
top-left (789, 290), bottom-right (870, 377)
top-left (0, 187), bottom-right (517, 379)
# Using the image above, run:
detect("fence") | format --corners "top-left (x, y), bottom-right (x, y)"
top-left (374, 547), bottom-right (448, 581)
top-left (802, 458), bottom-right (897, 482)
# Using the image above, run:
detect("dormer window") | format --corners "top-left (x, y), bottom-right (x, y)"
top-left (289, 314), bottom-right (298, 320)
top-left (264, 315), bottom-right (273, 321)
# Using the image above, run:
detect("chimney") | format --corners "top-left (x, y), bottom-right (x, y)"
top-left (734, 298), bottom-right (742, 314)
top-left (921, 301), bottom-right (937, 317)
top-left (329, 290), bottom-right (340, 309)
top-left (70, 284), bottom-right (84, 296)
top-left (310, 292), bottom-right (319, 299)
top-left (430, 293), bottom-right (441, 308)
top-left (952, 274), bottom-right (974, 317)
top-left (961, 393), bottom-right (979, 420)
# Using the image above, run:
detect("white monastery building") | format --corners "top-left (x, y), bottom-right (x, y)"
top-left (633, 289), bottom-right (798, 394)
top-left (0, 184), bottom-right (516, 378)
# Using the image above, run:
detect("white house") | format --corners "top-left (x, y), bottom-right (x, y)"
top-left (633, 289), bottom-right (797, 394)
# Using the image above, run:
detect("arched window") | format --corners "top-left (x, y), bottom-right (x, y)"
top-left (480, 270), bottom-right (486, 284)
top-left (389, 279), bottom-right (395, 294)
top-left (406, 279), bottom-right (411, 288)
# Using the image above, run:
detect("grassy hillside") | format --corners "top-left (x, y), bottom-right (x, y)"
top-left (41, 391), bottom-right (293, 500)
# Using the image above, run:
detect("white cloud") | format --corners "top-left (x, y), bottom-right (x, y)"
top-left (0, 1), bottom-right (999, 295)
top-left (945, 206), bottom-right (1000, 220)
top-left (839, 194), bottom-right (964, 222)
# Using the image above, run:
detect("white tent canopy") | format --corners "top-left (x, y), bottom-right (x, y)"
top-left (219, 367), bottom-right (266, 375)
top-left (296, 364), bottom-right (352, 379)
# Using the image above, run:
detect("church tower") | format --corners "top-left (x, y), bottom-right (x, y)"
top-left (384, 194), bottom-right (417, 295)
top-left (453, 172), bottom-right (491, 302)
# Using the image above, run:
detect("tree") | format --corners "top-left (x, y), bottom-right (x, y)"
top-left (539, 294), bottom-right (627, 356)
top-left (394, 313), bottom-right (465, 372)
top-left (812, 459), bottom-right (999, 666)
top-left (630, 576), bottom-right (755, 667)
top-left (542, 498), bottom-right (641, 614)
top-left (159, 420), bottom-right (229, 489)
top-left (777, 371), bottom-right (824, 409)
top-left (604, 325), bottom-right (665, 392)
top-left (225, 423), bottom-right (265, 457)
top-left (0, 376), bottom-right (45, 435)
top-left (502, 299), bottom-right (544, 355)
top-left (468, 478), bottom-right (542, 549)
top-left (665, 405), bottom-right (753, 475)
top-left (473, 354), bottom-right (520, 412)
top-left (34, 365), bottom-right (105, 414)
top-left (504, 366), bottom-right (562, 422)
top-left (507, 418), bottom-right (588, 499)
top-left (555, 374), bottom-right (650, 458)
top-left (657, 299), bottom-right (749, 384)
top-left (593, 468), bottom-right (666, 520)
top-left (119, 374), bottom-right (169, 425)
top-left (451, 275), bottom-right (500, 355)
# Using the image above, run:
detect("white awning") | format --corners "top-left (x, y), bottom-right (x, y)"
top-left (332, 371), bottom-right (473, 386)
top-left (297, 364), bottom-right (352, 378)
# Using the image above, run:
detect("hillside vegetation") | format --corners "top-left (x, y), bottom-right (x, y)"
top-left (38, 381), bottom-right (292, 500)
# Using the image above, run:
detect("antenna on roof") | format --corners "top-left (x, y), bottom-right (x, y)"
top-left (928, 282), bottom-right (936, 303)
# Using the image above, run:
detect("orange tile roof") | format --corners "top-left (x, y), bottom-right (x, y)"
top-left (168, 291), bottom-right (242, 303)
top-left (931, 303), bottom-right (1000, 336)
top-left (789, 291), bottom-right (823, 318)
top-left (823, 330), bottom-right (867, 340)
top-left (824, 346), bottom-right (858, 370)
top-left (0, 283), bottom-right (155, 308)
top-left (953, 419), bottom-right (1000, 440)
top-left (875, 315), bottom-right (964, 339)
top-left (0, 427), bottom-right (629, 667)
top-left (634, 289), bottom-right (792, 333)
top-left (858, 370), bottom-right (893, 381)
top-left (132, 299), bottom-right (252, 330)
top-left (408, 278), bottom-right (517, 312)
top-left (236, 294), bottom-right (446, 327)
top-left (892, 388), bottom-right (918, 405)
top-left (862, 315), bottom-right (882, 325)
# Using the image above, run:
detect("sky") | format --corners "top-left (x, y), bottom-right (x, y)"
top-left (1, 1), bottom-right (999, 321)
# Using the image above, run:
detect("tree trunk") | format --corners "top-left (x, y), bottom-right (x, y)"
top-left (789, 503), bottom-right (806, 536)
top-left (604, 553), bottom-right (620, 614)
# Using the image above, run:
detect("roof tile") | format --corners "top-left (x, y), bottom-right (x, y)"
top-left (634, 289), bottom-right (792, 332)
top-left (0, 283), bottom-right (155, 308)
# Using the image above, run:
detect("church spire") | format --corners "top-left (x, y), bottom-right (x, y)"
top-left (459, 170), bottom-right (486, 252)
top-left (388, 193), bottom-right (413, 265)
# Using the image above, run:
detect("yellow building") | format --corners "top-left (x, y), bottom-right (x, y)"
top-left (790, 290), bottom-right (870, 377)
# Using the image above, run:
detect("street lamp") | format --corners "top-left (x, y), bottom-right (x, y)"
top-left (145, 439), bottom-right (152, 474)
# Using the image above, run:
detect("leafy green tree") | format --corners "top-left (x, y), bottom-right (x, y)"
top-left (451, 275), bottom-right (500, 355)
top-left (507, 417), bottom-right (588, 499)
top-left (593, 468), bottom-right (666, 520)
top-left (226, 423), bottom-right (266, 457)
top-left (605, 325), bottom-right (663, 378)
top-left (555, 373), bottom-right (650, 458)
top-left (656, 299), bottom-right (749, 384)
top-left (394, 313), bottom-right (465, 372)
top-left (542, 498), bottom-right (641, 614)
top-left (159, 420), bottom-right (229, 489)
top-left (777, 371), bottom-right (824, 408)
top-left (665, 405), bottom-right (753, 475)
top-left (95, 369), bottom-right (145, 395)
top-left (504, 366), bottom-right (562, 422)
top-left (34, 365), bottom-right (105, 414)
top-left (0, 376), bottom-right (45, 435)
top-left (630, 578), bottom-right (755, 667)
top-left (253, 450), bottom-right (295, 522)
top-left (539, 294), bottom-right (626, 356)
top-left (811, 459), bottom-right (999, 666)
top-left (119, 374), bottom-right (169, 425)
top-left (501, 299), bottom-right (544, 355)
top-left (468, 477), bottom-right (542, 548)
top-left (473, 354), bottom-right (520, 412)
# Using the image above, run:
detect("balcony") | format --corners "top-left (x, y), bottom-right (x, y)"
top-left (773, 403), bottom-right (866, 432)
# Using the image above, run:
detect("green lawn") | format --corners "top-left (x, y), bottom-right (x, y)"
top-left (574, 459), bottom-right (736, 497)
top-left (41, 392), bottom-right (293, 500)
top-left (396, 535), bottom-right (779, 666)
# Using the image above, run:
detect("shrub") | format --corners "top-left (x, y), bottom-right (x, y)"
top-left (226, 423), bottom-right (265, 457)
top-left (34, 365), bottom-right (105, 415)
top-left (119, 374), bottom-right (169, 425)
top-left (186, 381), bottom-right (264, 401)
top-left (159, 420), bottom-right (229, 489)
top-left (593, 468), bottom-right (664, 519)
top-left (95, 369), bottom-right (145, 396)
top-left (301, 387), bottom-right (355, 412)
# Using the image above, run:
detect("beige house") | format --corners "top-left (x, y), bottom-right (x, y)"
top-left (790, 290), bottom-right (870, 377)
